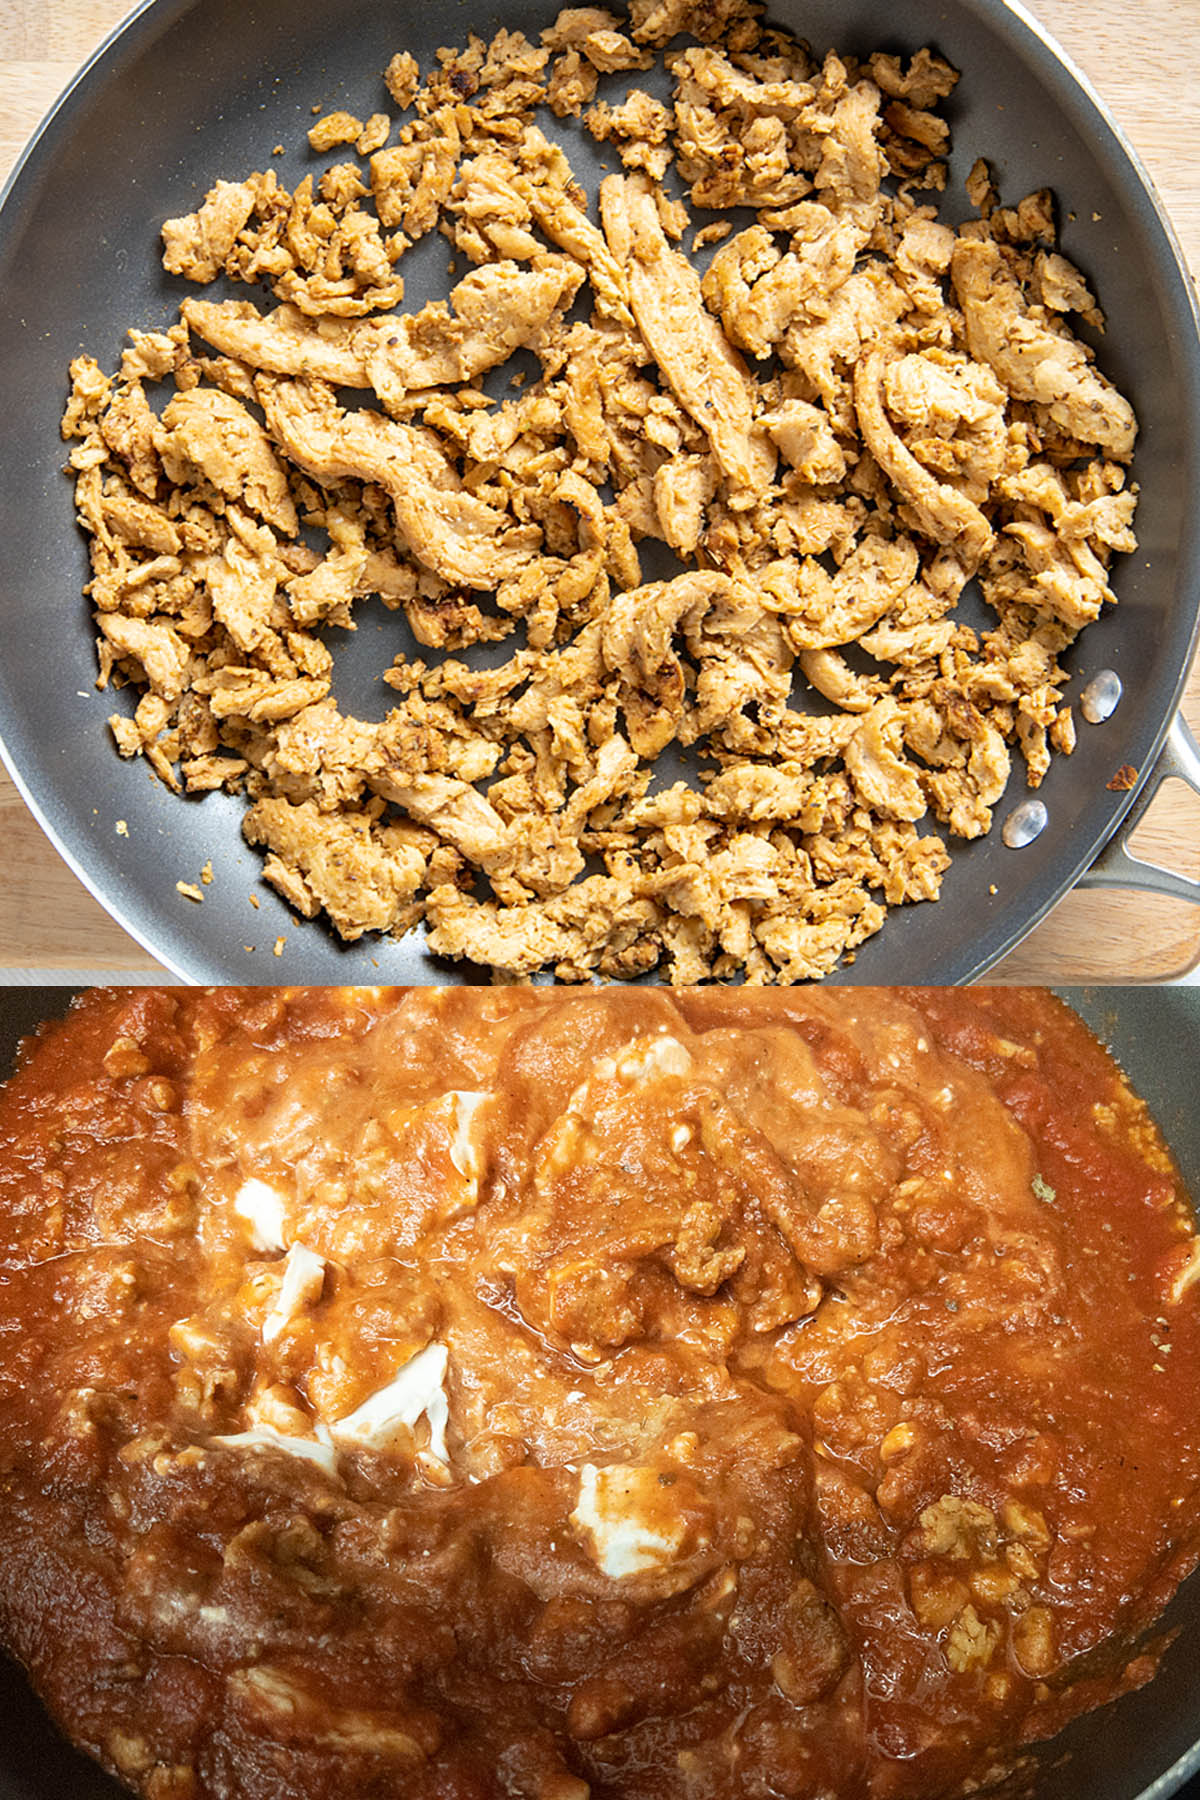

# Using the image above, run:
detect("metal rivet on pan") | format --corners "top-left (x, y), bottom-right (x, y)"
top-left (1002, 799), bottom-right (1049, 849)
top-left (1079, 669), bottom-right (1122, 724)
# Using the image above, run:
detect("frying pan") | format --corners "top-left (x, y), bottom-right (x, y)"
top-left (0, 984), bottom-right (1198, 1800)
top-left (0, 0), bottom-right (1198, 986)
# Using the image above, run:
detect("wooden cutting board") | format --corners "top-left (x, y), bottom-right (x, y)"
top-left (1, 0), bottom-right (1198, 980)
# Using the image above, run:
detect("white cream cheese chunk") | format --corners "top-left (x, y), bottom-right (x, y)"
top-left (595, 1036), bottom-right (693, 1086)
top-left (331, 1343), bottom-right (450, 1462)
top-left (445, 1090), bottom-right (490, 1189)
top-left (211, 1426), bottom-right (338, 1478)
top-left (1169, 1238), bottom-right (1200, 1304)
top-left (620, 1035), bottom-right (692, 1082)
top-left (570, 1463), bottom-right (688, 1578)
top-left (263, 1243), bottom-right (326, 1345)
top-left (234, 1178), bottom-right (288, 1253)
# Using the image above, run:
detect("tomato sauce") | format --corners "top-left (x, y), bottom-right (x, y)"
top-left (0, 986), bottom-right (1196, 1800)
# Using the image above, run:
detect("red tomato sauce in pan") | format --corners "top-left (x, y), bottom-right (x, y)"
top-left (0, 985), bottom-right (1197, 1800)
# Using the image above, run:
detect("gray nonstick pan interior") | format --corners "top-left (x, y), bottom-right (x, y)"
top-left (0, 0), bottom-right (1197, 983)
top-left (0, 984), bottom-right (1198, 1800)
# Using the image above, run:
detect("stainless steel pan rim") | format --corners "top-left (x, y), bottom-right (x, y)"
top-left (0, 0), bottom-right (1198, 986)
top-left (957, 0), bottom-right (1200, 959)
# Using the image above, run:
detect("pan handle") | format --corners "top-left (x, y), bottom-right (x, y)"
top-left (1076, 712), bottom-right (1200, 904)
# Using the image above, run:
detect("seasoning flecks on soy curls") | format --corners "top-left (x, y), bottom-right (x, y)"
top-left (61, 1), bottom-right (1139, 981)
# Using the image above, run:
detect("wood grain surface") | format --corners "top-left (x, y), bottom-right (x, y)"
top-left (1, 0), bottom-right (1198, 981)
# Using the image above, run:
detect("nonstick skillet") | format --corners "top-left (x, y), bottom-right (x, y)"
top-left (0, 983), bottom-right (1199, 1800)
top-left (0, 0), bottom-right (1198, 985)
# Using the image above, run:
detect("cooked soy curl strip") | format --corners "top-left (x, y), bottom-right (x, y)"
top-left (61, 0), bottom-right (1138, 983)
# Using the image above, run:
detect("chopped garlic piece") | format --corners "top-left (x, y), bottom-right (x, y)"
top-left (331, 1343), bottom-right (450, 1462)
top-left (211, 1426), bottom-right (338, 1477)
top-left (263, 1243), bottom-right (326, 1345)
top-left (235, 1178), bottom-right (288, 1252)
top-left (571, 1463), bottom-right (687, 1578)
